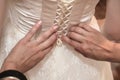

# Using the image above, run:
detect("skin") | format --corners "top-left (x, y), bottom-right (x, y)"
top-left (0, 0), bottom-right (6, 39)
top-left (62, 25), bottom-right (115, 61)
top-left (0, 0), bottom-right (120, 77)
top-left (62, 0), bottom-right (120, 62)
top-left (103, 0), bottom-right (120, 41)
top-left (0, 21), bottom-right (58, 73)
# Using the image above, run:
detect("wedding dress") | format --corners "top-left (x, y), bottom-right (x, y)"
top-left (0, 0), bottom-right (113, 80)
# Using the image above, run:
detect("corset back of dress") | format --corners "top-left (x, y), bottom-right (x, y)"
top-left (0, 0), bottom-right (114, 80)
top-left (6, 0), bottom-right (99, 34)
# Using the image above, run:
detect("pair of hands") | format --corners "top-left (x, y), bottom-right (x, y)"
top-left (0, 21), bottom-right (117, 73)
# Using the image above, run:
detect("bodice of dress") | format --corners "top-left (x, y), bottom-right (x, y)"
top-left (0, 1), bottom-right (114, 80)
top-left (7, 0), bottom-right (99, 34)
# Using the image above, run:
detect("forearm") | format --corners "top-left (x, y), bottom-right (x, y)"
top-left (0, 62), bottom-right (18, 73)
top-left (0, 0), bottom-right (6, 38)
top-left (102, 0), bottom-right (120, 42)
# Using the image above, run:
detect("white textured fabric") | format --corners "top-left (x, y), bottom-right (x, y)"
top-left (0, 0), bottom-right (113, 80)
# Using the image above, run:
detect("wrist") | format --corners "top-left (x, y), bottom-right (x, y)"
top-left (0, 61), bottom-right (18, 73)
top-left (104, 40), bottom-right (120, 63)
top-left (111, 42), bottom-right (120, 63)
top-left (103, 39), bottom-right (114, 52)
top-left (102, 39), bottom-right (116, 62)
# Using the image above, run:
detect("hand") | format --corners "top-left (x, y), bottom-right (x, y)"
top-left (0, 21), bottom-right (58, 73)
top-left (62, 24), bottom-right (115, 61)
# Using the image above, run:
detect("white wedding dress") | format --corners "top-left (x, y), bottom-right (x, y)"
top-left (0, 0), bottom-right (113, 80)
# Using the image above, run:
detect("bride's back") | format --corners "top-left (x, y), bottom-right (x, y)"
top-left (0, 0), bottom-right (113, 80)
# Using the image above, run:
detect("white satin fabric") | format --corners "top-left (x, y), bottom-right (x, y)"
top-left (0, 0), bottom-right (113, 80)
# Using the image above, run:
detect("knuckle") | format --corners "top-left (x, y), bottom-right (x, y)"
top-left (48, 27), bottom-right (54, 34)
top-left (47, 40), bottom-right (52, 45)
top-left (76, 45), bottom-right (82, 51)
top-left (69, 39), bottom-right (74, 45)
top-left (71, 27), bottom-right (75, 31)
top-left (75, 27), bottom-right (80, 32)
top-left (48, 37), bottom-right (55, 45)
top-left (83, 53), bottom-right (88, 58)
top-left (46, 37), bottom-right (55, 45)
top-left (41, 44), bottom-right (47, 49)
top-left (50, 27), bottom-right (55, 32)
top-left (70, 27), bottom-right (73, 30)
top-left (74, 28), bottom-right (78, 32)
top-left (42, 34), bottom-right (48, 39)
top-left (30, 28), bottom-right (36, 34)
top-left (69, 32), bottom-right (74, 37)
top-left (85, 25), bottom-right (89, 28)
top-left (81, 45), bottom-right (89, 51)
top-left (67, 39), bottom-right (72, 45)
top-left (76, 44), bottom-right (81, 48)
top-left (51, 35), bottom-right (56, 40)
top-left (84, 25), bottom-right (89, 28)
top-left (19, 39), bottom-right (26, 45)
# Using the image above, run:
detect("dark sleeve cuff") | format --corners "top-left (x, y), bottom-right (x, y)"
top-left (0, 70), bottom-right (27, 80)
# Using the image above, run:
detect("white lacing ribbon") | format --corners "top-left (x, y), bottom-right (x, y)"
top-left (54, 0), bottom-right (75, 46)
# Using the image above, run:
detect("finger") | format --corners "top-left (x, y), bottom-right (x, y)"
top-left (62, 36), bottom-right (89, 57)
top-left (62, 36), bottom-right (81, 49)
top-left (79, 24), bottom-right (95, 32)
top-left (67, 32), bottom-right (85, 43)
top-left (40, 45), bottom-right (53, 58)
top-left (38, 33), bottom-right (57, 50)
top-left (69, 26), bottom-right (89, 36)
top-left (23, 21), bottom-right (42, 42)
top-left (30, 45), bottom-right (53, 63)
top-left (36, 26), bottom-right (58, 44)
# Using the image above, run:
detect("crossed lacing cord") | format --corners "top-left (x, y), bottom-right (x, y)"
top-left (54, 0), bottom-right (75, 46)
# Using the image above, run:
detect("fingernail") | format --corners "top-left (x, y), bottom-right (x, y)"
top-left (53, 26), bottom-right (58, 30)
top-left (38, 21), bottom-right (42, 25)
